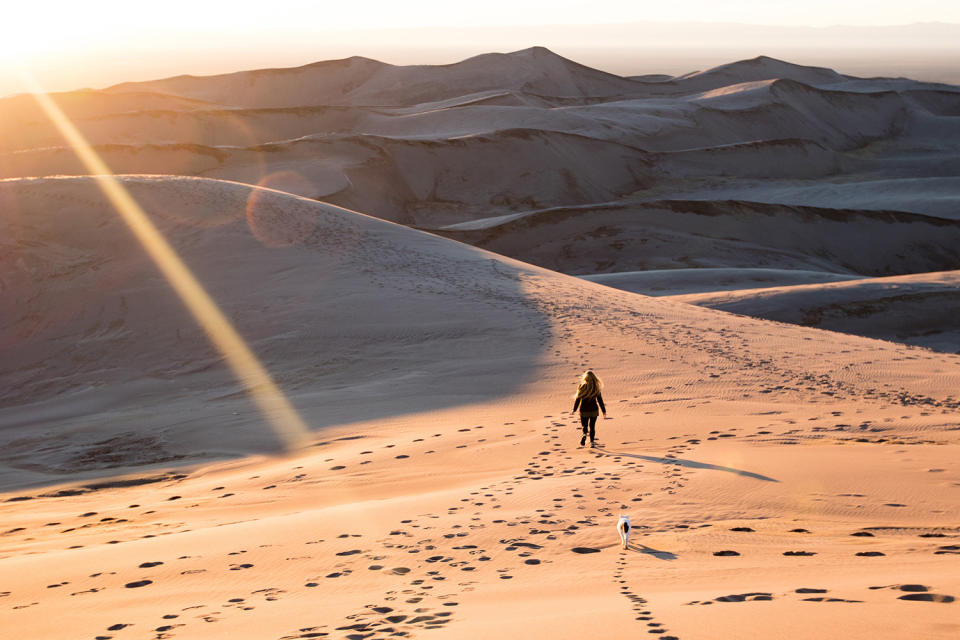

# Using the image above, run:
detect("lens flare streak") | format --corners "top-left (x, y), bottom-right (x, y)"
top-left (25, 78), bottom-right (310, 449)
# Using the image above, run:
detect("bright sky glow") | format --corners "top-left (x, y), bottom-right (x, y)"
top-left (6, 0), bottom-right (959, 40)
top-left (2, 1), bottom-right (959, 96)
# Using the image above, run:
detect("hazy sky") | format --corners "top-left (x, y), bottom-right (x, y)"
top-left (3, 1), bottom-right (960, 97)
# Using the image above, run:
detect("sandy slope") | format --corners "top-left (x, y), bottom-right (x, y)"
top-left (3, 52), bottom-right (960, 639)
top-left (580, 268), bottom-right (864, 296)
top-left (432, 199), bottom-right (960, 276)
top-left (667, 271), bottom-right (960, 353)
top-left (2, 175), bottom-right (960, 639)
top-left (0, 176), bottom-right (555, 483)
top-left (640, 177), bottom-right (960, 219)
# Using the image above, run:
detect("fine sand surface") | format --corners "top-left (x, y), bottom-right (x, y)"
top-left (580, 268), bottom-right (866, 296)
top-left (668, 271), bottom-right (960, 353)
top-left (3, 49), bottom-right (960, 639)
top-left (2, 176), bottom-right (960, 639)
top-left (582, 270), bottom-right (960, 353)
top-left (433, 199), bottom-right (960, 277)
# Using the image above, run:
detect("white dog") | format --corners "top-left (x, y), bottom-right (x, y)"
top-left (617, 515), bottom-right (631, 549)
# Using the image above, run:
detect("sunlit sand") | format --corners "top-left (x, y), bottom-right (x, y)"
top-left (1, 49), bottom-right (959, 639)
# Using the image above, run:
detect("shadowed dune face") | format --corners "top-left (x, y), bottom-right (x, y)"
top-left (0, 176), bottom-right (554, 473)
top-left (434, 200), bottom-right (960, 277)
top-left (667, 272), bottom-right (960, 354)
top-left (584, 267), bottom-right (960, 353)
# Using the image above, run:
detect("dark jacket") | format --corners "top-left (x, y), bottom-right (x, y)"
top-left (573, 393), bottom-right (606, 417)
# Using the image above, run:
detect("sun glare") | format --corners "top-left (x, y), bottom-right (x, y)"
top-left (0, 30), bottom-right (36, 64)
top-left (18, 70), bottom-right (312, 450)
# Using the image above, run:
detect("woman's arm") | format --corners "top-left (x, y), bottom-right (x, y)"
top-left (598, 394), bottom-right (607, 416)
top-left (573, 397), bottom-right (581, 412)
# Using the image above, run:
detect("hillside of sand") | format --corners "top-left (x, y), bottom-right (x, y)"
top-left (2, 51), bottom-right (960, 640)
top-left (2, 48), bottom-right (959, 350)
top-left (2, 174), bottom-right (960, 640)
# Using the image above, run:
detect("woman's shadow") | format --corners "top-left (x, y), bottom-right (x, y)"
top-left (593, 445), bottom-right (777, 483)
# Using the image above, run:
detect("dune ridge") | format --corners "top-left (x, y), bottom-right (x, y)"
top-left (433, 198), bottom-right (960, 278)
top-left (668, 270), bottom-right (960, 352)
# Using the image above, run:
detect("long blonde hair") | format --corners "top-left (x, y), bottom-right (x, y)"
top-left (575, 370), bottom-right (602, 399)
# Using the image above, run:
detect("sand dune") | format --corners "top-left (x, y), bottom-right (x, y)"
top-left (0, 90), bottom-right (214, 153)
top-left (2, 174), bottom-right (959, 640)
top-left (1, 131), bottom-right (655, 226)
top-left (0, 175), bottom-right (554, 480)
top-left (584, 267), bottom-right (960, 352)
top-left (644, 177), bottom-right (960, 219)
top-left (668, 271), bottom-right (960, 353)
top-left (434, 199), bottom-right (960, 276)
top-left (581, 268), bottom-right (864, 296)
top-left (0, 104), bottom-right (369, 154)
top-left (3, 51), bottom-right (960, 640)
top-left (0, 89), bottom-right (211, 123)
top-left (656, 138), bottom-right (840, 179)
top-left (2, 50), bottom-right (956, 249)
top-left (8, 73), bottom-right (946, 156)
top-left (667, 56), bottom-right (847, 93)
top-left (667, 79), bottom-right (914, 154)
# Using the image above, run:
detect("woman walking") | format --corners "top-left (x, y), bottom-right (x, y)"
top-left (572, 370), bottom-right (607, 447)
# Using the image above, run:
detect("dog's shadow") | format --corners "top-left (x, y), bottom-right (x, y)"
top-left (625, 542), bottom-right (677, 560)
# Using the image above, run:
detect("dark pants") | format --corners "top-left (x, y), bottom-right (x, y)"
top-left (580, 415), bottom-right (598, 442)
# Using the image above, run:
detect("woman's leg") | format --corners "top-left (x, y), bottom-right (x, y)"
top-left (589, 416), bottom-right (597, 443)
top-left (580, 416), bottom-right (589, 445)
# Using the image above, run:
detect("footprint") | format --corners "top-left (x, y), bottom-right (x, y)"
top-left (899, 593), bottom-right (956, 603)
top-left (714, 592), bottom-right (773, 602)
